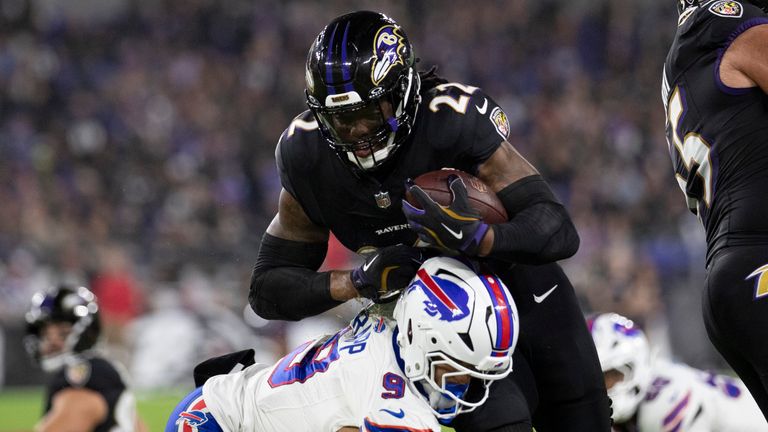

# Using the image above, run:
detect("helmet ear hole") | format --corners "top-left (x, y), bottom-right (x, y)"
top-left (407, 319), bottom-right (414, 344)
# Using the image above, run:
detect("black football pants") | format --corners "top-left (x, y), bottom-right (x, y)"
top-left (703, 245), bottom-right (768, 421)
top-left (452, 262), bottom-right (612, 432)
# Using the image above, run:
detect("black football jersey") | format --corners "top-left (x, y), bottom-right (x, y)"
top-left (662, 1), bottom-right (768, 262)
top-left (277, 82), bottom-right (511, 254)
top-left (45, 355), bottom-right (135, 432)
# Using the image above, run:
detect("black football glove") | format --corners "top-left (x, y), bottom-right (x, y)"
top-left (402, 174), bottom-right (490, 256)
top-left (350, 244), bottom-right (425, 303)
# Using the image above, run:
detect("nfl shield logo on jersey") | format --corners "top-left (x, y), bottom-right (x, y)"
top-left (374, 191), bottom-right (392, 209)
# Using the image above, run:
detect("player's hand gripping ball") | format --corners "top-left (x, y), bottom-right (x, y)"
top-left (403, 169), bottom-right (507, 256)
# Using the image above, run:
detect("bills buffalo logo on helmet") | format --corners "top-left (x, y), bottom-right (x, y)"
top-left (371, 25), bottom-right (406, 85)
top-left (415, 268), bottom-right (470, 321)
top-left (709, 0), bottom-right (743, 17)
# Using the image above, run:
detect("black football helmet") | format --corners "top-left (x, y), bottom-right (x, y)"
top-left (305, 11), bottom-right (421, 171)
top-left (678, 0), bottom-right (768, 13)
top-left (24, 285), bottom-right (101, 372)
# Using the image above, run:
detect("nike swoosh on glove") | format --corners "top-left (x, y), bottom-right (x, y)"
top-left (402, 174), bottom-right (489, 256)
top-left (350, 244), bottom-right (425, 303)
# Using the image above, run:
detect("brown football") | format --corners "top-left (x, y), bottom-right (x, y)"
top-left (405, 169), bottom-right (508, 224)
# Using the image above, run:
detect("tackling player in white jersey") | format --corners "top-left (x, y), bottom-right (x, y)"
top-left (589, 312), bottom-right (767, 432)
top-left (166, 256), bottom-right (519, 432)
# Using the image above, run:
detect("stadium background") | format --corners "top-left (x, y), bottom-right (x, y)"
top-left (0, 0), bottom-right (715, 429)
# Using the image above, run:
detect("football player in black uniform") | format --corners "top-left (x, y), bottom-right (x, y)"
top-left (24, 285), bottom-right (146, 432)
top-left (663, 0), bottom-right (768, 421)
top-left (249, 11), bottom-right (611, 432)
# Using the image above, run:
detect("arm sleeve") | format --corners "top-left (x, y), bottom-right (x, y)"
top-left (486, 175), bottom-right (580, 264)
top-left (249, 232), bottom-right (343, 321)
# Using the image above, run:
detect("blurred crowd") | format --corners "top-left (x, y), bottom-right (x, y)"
top-left (0, 0), bottom-right (721, 387)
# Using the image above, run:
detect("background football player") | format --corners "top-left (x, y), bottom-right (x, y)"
top-left (590, 312), bottom-right (767, 431)
top-left (249, 10), bottom-right (610, 431)
top-left (662, 0), bottom-right (768, 419)
top-left (167, 257), bottom-right (518, 432)
top-left (24, 284), bottom-right (146, 432)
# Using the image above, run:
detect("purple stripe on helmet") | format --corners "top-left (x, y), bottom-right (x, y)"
top-left (325, 23), bottom-right (339, 95)
top-left (613, 322), bottom-right (640, 337)
top-left (340, 21), bottom-right (354, 93)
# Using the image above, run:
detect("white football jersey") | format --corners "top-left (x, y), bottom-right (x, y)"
top-left (202, 313), bottom-right (441, 432)
top-left (637, 361), bottom-right (767, 432)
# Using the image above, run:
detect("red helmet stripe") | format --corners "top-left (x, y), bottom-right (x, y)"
top-left (482, 275), bottom-right (513, 351)
top-left (417, 268), bottom-right (461, 314)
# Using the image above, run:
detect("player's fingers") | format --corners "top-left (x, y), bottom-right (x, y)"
top-left (402, 199), bottom-right (427, 220)
top-left (409, 248), bottom-right (426, 265)
top-left (405, 220), bottom-right (433, 242)
top-left (391, 247), bottom-right (425, 266)
top-left (447, 175), bottom-right (470, 205)
top-left (405, 217), bottom-right (425, 233)
top-left (385, 245), bottom-right (420, 265)
top-left (405, 183), bottom-right (440, 210)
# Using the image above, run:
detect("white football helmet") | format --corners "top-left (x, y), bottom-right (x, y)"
top-left (393, 256), bottom-right (518, 420)
top-left (588, 313), bottom-right (653, 424)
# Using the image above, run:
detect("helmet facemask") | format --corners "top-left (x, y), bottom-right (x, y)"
top-left (308, 67), bottom-right (420, 171)
top-left (604, 362), bottom-right (648, 423)
top-left (410, 352), bottom-right (506, 420)
top-left (588, 313), bottom-right (653, 424)
top-left (677, 0), bottom-right (699, 14)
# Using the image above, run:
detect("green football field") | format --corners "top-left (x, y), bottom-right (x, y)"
top-left (0, 387), bottom-right (188, 432)
top-left (0, 387), bottom-right (456, 431)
